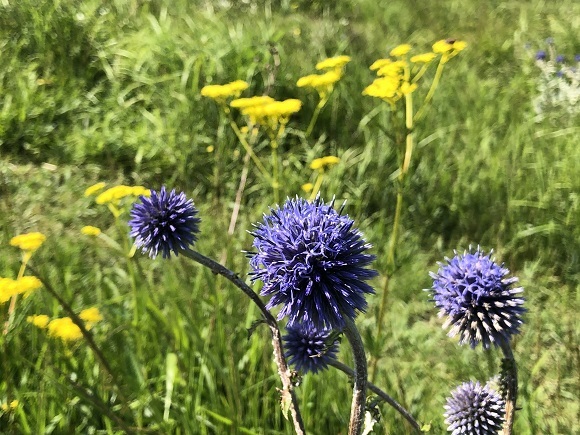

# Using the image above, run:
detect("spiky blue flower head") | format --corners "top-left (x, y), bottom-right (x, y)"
top-left (283, 323), bottom-right (339, 374)
top-left (535, 50), bottom-right (547, 60)
top-left (129, 186), bottom-right (200, 259)
top-left (444, 381), bottom-right (505, 435)
top-left (429, 248), bottom-right (525, 349)
top-left (249, 197), bottom-right (377, 330)
top-left (556, 54), bottom-right (565, 63)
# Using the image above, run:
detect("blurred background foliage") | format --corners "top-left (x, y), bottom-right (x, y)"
top-left (0, 0), bottom-right (578, 433)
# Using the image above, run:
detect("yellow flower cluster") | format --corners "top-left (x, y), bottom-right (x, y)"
top-left (1, 400), bottom-right (19, 413)
top-left (235, 98), bottom-right (302, 127)
top-left (94, 185), bottom-right (150, 205)
top-left (201, 80), bottom-right (249, 101)
top-left (310, 156), bottom-right (341, 171)
top-left (432, 39), bottom-right (467, 63)
top-left (31, 307), bottom-right (103, 342)
top-left (0, 276), bottom-right (42, 303)
top-left (81, 226), bottom-right (101, 236)
top-left (390, 44), bottom-right (412, 57)
top-left (84, 182), bottom-right (106, 197)
top-left (10, 232), bottom-right (46, 252)
top-left (298, 55), bottom-right (349, 99)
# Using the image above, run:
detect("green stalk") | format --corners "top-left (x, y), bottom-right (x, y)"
top-left (415, 56), bottom-right (446, 121)
top-left (270, 135), bottom-right (280, 204)
top-left (305, 96), bottom-right (328, 138)
top-left (309, 171), bottom-right (325, 201)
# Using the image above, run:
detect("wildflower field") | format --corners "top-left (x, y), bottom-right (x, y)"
top-left (0, 0), bottom-right (579, 434)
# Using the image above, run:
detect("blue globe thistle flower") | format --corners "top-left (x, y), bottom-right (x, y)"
top-left (283, 323), bottom-right (339, 374)
top-left (535, 50), bottom-right (547, 60)
top-left (429, 248), bottom-right (525, 349)
top-left (129, 187), bottom-right (200, 259)
top-left (556, 54), bottom-right (565, 63)
top-left (575, 54), bottom-right (580, 63)
top-left (444, 381), bottom-right (505, 435)
top-left (249, 197), bottom-right (377, 330)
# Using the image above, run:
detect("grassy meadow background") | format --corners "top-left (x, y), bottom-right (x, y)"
top-left (1, 0), bottom-right (579, 433)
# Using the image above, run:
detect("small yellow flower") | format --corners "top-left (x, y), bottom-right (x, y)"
top-left (27, 314), bottom-right (50, 329)
top-left (390, 44), bottom-right (412, 57)
top-left (79, 307), bottom-right (103, 324)
top-left (1, 400), bottom-right (18, 412)
top-left (377, 60), bottom-right (407, 78)
top-left (15, 276), bottom-right (42, 297)
top-left (310, 156), bottom-right (341, 171)
top-left (206, 145), bottom-right (214, 153)
top-left (297, 71), bottom-right (342, 99)
top-left (81, 226), bottom-right (101, 236)
top-left (363, 77), bottom-right (402, 104)
top-left (400, 82), bottom-right (418, 95)
top-left (95, 185), bottom-right (134, 204)
top-left (369, 59), bottom-right (392, 71)
top-left (10, 232), bottom-right (46, 252)
top-left (48, 317), bottom-right (83, 341)
top-left (432, 40), bottom-right (453, 54)
top-left (241, 99), bottom-right (302, 125)
top-left (315, 55), bottom-right (351, 70)
top-left (84, 182), bottom-right (106, 197)
top-left (0, 278), bottom-right (16, 303)
top-left (410, 52), bottom-right (437, 63)
top-left (131, 186), bottom-right (150, 197)
top-left (230, 96), bottom-right (274, 108)
top-left (301, 183), bottom-right (314, 193)
top-left (201, 80), bottom-right (249, 100)
top-left (452, 40), bottom-right (467, 52)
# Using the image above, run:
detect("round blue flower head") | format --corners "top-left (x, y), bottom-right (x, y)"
top-left (429, 248), bottom-right (525, 349)
top-left (129, 186), bottom-right (200, 259)
top-left (444, 381), bottom-right (505, 435)
top-left (556, 54), bottom-right (565, 63)
top-left (249, 197), bottom-right (377, 330)
top-left (535, 50), bottom-right (547, 60)
top-left (283, 323), bottom-right (339, 374)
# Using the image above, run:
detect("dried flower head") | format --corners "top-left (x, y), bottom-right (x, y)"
top-left (283, 323), bottom-right (339, 374)
top-left (129, 187), bottom-right (201, 259)
top-left (444, 381), bottom-right (505, 434)
top-left (429, 247), bottom-right (525, 348)
top-left (249, 197), bottom-right (377, 330)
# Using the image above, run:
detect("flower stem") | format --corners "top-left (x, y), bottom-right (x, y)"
top-left (500, 341), bottom-right (518, 435)
top-left (309, 171), bottom-right (325, 201)
top-left (271, 136), bottom-right (280, 204)
top-left (4, 251), bottom-right (32, 334)
top-left (179, 249), bottom-right (305, 435)
top-left (305, 96), bottom-right (327, 138)
top-left (343, 318), bottom-right (368, 435)
top-left (329, 360), bottom-right (422, 432)
top-left (415, 57), bottom-right (445, 122)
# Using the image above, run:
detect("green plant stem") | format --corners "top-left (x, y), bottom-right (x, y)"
top-left (329, 360), bottom-right (421, 432)
top-left (415, 57), bottom-right (445, 121)
top-left (178, 249), bottom-right (305, 435)
top-left (271, 136), bottom-right (280, 204)
top-left (226, 112), bottom-right (272, 181)
top-left (500, 341), bottom-right (518, 435)
top-left (343, 318), bottom-right (368, 435)
top-left (305, 96), bottom-right (328, 137)
top-left (309, 171), bottom-right (325, 201)
top-left (4, 251), bottom-right (32, 334)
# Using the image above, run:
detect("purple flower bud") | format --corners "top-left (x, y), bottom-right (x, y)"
top-left (535, 50), bottom-right (547, 60)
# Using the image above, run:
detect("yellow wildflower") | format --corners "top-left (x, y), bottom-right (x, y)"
top-left (27, 314), bottom-right (50, 329)
top-left (84, 182), bottom-right (106, 197)
top-left (410, 52), bottom-right (437, 63)
top-left (48, 317), bottom-right (83, 341)
top-left (201, 80), bottom-right (249, 100)
top-left (452, 40), bottom-right (467, 52)
top-left (377, 60), bottom-right (407, 78)
top-left (230, 96), bottom-right (274, 108)
top-left (0, 278), bottom-right (16, 303)
top-left (432, 40), bottom-right (453, 54)
top-left (370, 59), bottom-right (392, 71)
top-left (241, 99), bottom-right (302, 124)
top-left (0, 400), bottom-right (18, 412)
top-left (206, 145), bottom-right (214, 153)
top-left (310, 156), bottom-right (341, 171)
top-left (315, 55), bottom-right (351, 70)
top-left (79, 307), bottom-right (103, 324)
top-left (301, 183), bottom-right (314, 193)
top-left (15, 276), bottom-right (42, 297)
top-left (400, 82), bottom-right (418, 95)
top-left (131, 186), bottom-right (150, 197)
top-left (10, 232), bottom-right (46, 252)
top-left (296, 70), bottom-right (342, 98)
top-left (363, 77), bottom-right (402, 103)
top-left (81, 226), bottom-right (101, 236)
top-left (390, 44), bottom-right (412, 57)
top-left (95, 185), bottom-right (134, 204)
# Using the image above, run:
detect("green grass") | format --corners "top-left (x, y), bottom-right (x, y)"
top-left (1, 0), bottom-right (579, 433)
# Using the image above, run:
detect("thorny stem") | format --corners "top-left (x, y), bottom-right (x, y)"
top-left (179, 249), bottom-right (305, 435)
top-left (329, 360), bottom-right (422, 432)
top-left (500, 341), bottom-right (518, 435)
top-left (343, 318), bottom-right (368, 435)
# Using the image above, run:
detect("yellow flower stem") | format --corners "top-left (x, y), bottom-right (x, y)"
top-left (305, 96), bottom-right (328, 138)
top-left (309, 171), bottom-right (325, 201)
top-left (415, 57), bottom-right (445, 121)
top-left (411, 63), bottom-right (430, 84)
top-left (226, 112), bottom-right (272, 182)
top-left (372, 85), bottom-right (415, 382)
top-left (3, 251), bottom-right (32, 334)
